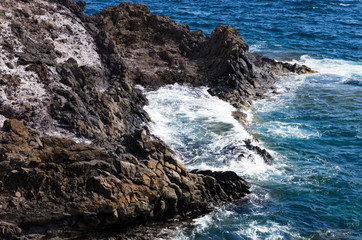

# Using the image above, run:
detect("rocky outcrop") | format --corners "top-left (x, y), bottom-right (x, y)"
top-left (0, 119), bottom-right (249, 238)
top-left (0, 0), bottom-right (312, 238)
top-left (0, 0), bottom-right (149, 143)
top-left (94, 3), bottom-right (315, 109)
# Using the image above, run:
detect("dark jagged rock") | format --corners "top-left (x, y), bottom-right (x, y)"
top-left (0, 0), bottom-right (314, 239)
top-left (190, 170), bottom-right (251, 201)
top-left (95, 3), bottom-right (316, 109)
top-left (244, 139), bottom-right (273, 165)
top-left (0, 0), bottom-right (148, 142)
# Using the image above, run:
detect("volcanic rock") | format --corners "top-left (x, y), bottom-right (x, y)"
top-left (0, 120), bottom-right (250, 238)
top-left (94, 3), bottom-right (316, 108)
top-left (0, 0), bottom-right (314, 238)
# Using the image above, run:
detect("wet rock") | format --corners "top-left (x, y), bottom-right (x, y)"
top-left (191, 170), bottom-right (251, 200)
top-left (244, 139), bottom-right (273, 164)
top-left (0, 0), bottom-right (314, 239)
top-left (96, 4), bottom-right (315, 109)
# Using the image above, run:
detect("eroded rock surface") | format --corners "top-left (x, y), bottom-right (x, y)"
top-left (94, 3), bottom-right (315, 108)
top-left (0, 0), bottom-right (312, 238)
top-left (0, 119), bottom-right (250, 238)
top-left (0, 0), bottom-right (148, 142)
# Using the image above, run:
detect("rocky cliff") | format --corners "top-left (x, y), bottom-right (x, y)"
top-left (0, 0), bottom-right (312, 239)
top-left (93, 3), bottom-right (314, 109)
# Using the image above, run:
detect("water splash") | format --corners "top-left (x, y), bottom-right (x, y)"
top-left (143, 84), bottom-right (274, 177)
top-left (293, 55), bottom-right (362, 86)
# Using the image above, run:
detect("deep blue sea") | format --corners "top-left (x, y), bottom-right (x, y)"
top-left (82, 0), bottom-right (361, 239)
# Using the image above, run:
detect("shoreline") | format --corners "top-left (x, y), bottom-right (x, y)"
top-left (0, 0), bottom-right (314, 239)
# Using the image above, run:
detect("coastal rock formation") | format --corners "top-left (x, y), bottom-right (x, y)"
top-left (0, 0), bottom-right (149, 142)
top-left (94, 3), bottom-right (315, 108)
top-left (0, 119), bottom-right (249, 238)
top-left (0, 0), bottom-right (311, 238)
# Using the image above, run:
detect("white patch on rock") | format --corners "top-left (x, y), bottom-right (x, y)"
top-left (0, 19), bottom-right (49, 123)
top-left (0, 114), bottom-right (7, 127)
top-left (34, 2), bottom-right (101, 67)
top-left (0, 21), bottom-right (23, 53)
top-left (33, 0), bottom-right (57, 9)
top-left (0, 0), bottom-right (102, 142)
top-left (50, 126), bottom-right (93, 145)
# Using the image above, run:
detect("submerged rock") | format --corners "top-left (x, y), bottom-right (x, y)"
top-left (0, 0), bottom-right (313, 238)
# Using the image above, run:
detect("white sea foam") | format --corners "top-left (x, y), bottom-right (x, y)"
top-left (143, 56), bottom-right (361, 240)
top-left (246, 55), bottom-right (361, 142)
top-left (143, 84), bottom-right (276, 177)
top-left (170, 202), bottom-right (304, 240)
top-left (249, 43), bottom-right (267, 52)
top-left (189, 155), bottom-right (279, 179)
top-left (264, 121), bottom-right (320, 139)
top-left (293, 55), bottom-right (362, 80)
top-left (238, 220), bottom-right (304, 240)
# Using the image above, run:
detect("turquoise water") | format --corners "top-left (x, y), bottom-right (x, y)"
top-left (82, 0), bottom-right (361, 239)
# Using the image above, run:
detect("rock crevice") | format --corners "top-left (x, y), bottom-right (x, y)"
top-left (0, 119), bottom-right (249, 238)
top-left (94, 3), bottom-right (315, 108)
top-left (0, 0), bottom-right (313, 238)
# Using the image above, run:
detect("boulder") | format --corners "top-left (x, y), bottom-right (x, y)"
top-left (2, 119), bottom-right (29, 138)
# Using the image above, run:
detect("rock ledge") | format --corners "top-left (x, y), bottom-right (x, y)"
top-left (0, 0), bottom-right (313, 238)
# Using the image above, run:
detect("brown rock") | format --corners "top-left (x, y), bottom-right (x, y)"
top-left (0, 0), bottom-right (313, 239)
top-left (2, 119), bottom-right (29, 138)
top-left (0, 221), bottom-right (22, 239)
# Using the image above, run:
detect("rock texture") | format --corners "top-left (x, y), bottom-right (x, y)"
top-left (0, 0), bottom-right (150, 143)
top-left (0, 119), bottom-right (249, 239)
top-left (94, 3), bottom-right (315, 109)
top-left (0, 0), bottom-right (313, 239)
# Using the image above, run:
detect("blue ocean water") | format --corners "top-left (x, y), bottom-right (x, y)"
top-left (82, 0), bottom-right (361, 239)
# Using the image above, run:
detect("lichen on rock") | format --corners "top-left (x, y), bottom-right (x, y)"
top-left (0, 0), bottom-right (314, 238)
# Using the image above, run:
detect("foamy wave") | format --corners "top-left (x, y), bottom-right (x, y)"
top-left (293, 55), bottom-right (362, 80)
top-left (249, 43), bottom-right (267, 52)
top-left (143, 84), bottom-right (277, 177)
top-left (190, 155), bottom-right (279, 179)
top-left (238, 220), bottom-right (304, 240)
top-left (173, 204), bottom-right (303, 240)
top-left (144, 84), bottom-right (248, 142)
top-left (264, 121), bottom-right (320, 139)
top-left (173, 207), bottom-right (238, 240)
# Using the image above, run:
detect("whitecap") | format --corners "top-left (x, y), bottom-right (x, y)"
top-left (249, 43), bottom-right (267, 52)
top-left (264, 121), bottom-right (320, 139)
top-left (143, 84), bottom-right (277, 177)
top-left (238, 220), bottom-right (304, 240)
top-left (292, 55), bottom-right (362, 80)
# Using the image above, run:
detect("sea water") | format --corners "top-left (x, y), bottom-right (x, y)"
top-left (82, 0), bottom-right (361, 239)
